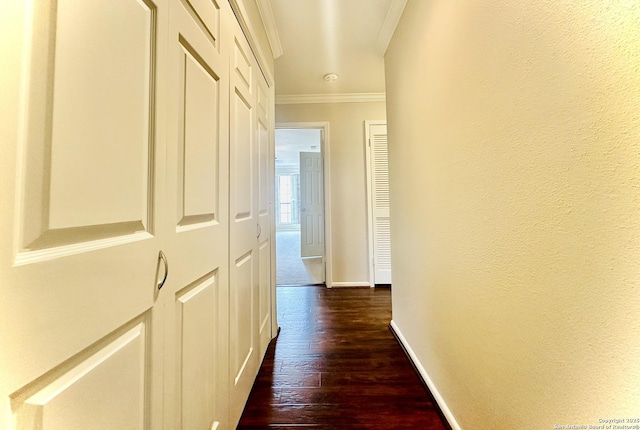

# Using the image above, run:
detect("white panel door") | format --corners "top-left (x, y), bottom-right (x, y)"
top-left (300, 152), bottom-right (325, 258)
top-left (228, 21), bottom-right (260, 426)
top-left (256, 75), bottom-right (273, 357)
top-left (164, 1), bottom-right (231, 429)
top-left (0, 1), bottom-right (168, 428)
top-left (367, 123), bottom-right (393, 285)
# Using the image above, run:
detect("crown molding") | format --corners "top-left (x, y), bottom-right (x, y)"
top-left (375, 0), bottom-right (408, 56)
top-left (276, 93), bottom-right (386, 105)
top-left (256, 0), bottom-right (283, 59)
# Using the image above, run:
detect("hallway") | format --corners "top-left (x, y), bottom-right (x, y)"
top-left (238, 286), bottom-right (448, 429)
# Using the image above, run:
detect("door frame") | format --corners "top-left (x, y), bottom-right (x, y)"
top-left (275, 122), bottom-right (332, 288)
top-left (364, 120), bottom-right (388, 287)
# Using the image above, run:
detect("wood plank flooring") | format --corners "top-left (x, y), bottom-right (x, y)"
top-left (237, 286), bottom-right (449, 429)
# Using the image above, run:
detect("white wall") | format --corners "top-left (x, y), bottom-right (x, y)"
top-left (386, 0), bottom-right (640, 428)
top-left (276, 102), bottom-right (386, 285)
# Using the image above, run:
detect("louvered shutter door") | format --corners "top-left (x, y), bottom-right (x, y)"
top-left (371, 125), bottom-right (392, 284)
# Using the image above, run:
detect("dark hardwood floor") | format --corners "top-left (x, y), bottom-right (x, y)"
top-left (237, 286), bottom-right (449, 429)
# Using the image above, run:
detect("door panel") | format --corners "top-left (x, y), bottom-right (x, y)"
top-left (179, 44), bottom-right (220, 223)
top-left (232, 92), bottom-right (254, 220)
top-left (12, 318), bottom-right (149, 430)
top-left (233, 39), bottom-right (252, 92)
top-left (17, 0), bottom-right (156, 259)
top-left (228, 25), bottom-right (261, 425)
top-left (174, 272), bottom-right (219, 430)
top-left (165, 1), bottom-right (230, 428)
top-left (300, 152), bottom-right (325, 258)
top-left (257, 78), bottom-right (272, 356)
top-left (45, 0), bottom-right (153, 231)
top-left (231, 251), bottom-right (255, 382)
top-left (180, 0), bottom-right (221, 47)
top-left (258, 239), bottom-right (272, 353)
top-left (0, 1), bottom-right (167, 428)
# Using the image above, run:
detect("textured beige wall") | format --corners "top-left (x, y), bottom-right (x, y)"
top-left (386, 0), bottom-right (640, 428)
top-left (276, 102), bottom-right (386, 285)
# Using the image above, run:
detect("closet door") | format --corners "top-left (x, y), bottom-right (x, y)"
top-left (256, 74), bottom-right (274, 357)
top-left (228, 21), bottom-right (260, 425)
top-left (366, 123), bottom-right (392, 285)
top-left (164, 1), bottom-right (231, 428)
top-left (0, 1), bottom-right (168, 428)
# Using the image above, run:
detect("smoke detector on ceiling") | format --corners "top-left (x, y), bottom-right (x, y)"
top-left (323, 73), bottom-right (339, 83)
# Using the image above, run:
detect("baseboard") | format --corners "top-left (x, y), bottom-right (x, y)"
top-left (329, 281), bottom-right (372, 288)
top-left (389, 320), bottom-right (462, 430)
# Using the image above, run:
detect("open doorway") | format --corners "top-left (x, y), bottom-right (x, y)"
top-left (275, 125), bottom-right (328, 286)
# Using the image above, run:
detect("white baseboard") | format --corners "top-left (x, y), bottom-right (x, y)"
top-left (389, 320), bottom-right (462, 430)
top-left (329, 281), bottom-right (372, 288)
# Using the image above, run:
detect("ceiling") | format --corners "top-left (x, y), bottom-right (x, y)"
top-left (263, 0), bottom-right (406, 96)
top-left (275, 128), bottom-right (321, 167)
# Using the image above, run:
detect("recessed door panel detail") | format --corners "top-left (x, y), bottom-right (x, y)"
top-left (258, 118), bottom-right (269, 216)
top-left (232, 91), bottom-right (253, 221)
top-left (234, 39), bottom-right (252, 91)
top-left (231, 251), bottom-right (254, 384)
top-left (180, 0), bottom-right (220, 48)
top-left (18, 0), bottom-right (156, 256)
top-left (258, 239), bottom-right (271, 353)
top-left (175, 271), bottom-right (219, 430)
top-left (177, 40), bottom-right (220, 227)
top-left (11, 319), bottom-right (149, 430)
top-left (257, 86), bottom-right (267, 116)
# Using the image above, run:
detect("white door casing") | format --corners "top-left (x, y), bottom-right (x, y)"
top-left (366, 122), bottom-right (393, 285)
top-left (299, 152), bottom-right (325, 259)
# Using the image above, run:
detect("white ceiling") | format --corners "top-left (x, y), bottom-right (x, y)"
top-left (266, 0), bottom-right (404, 96)
top-left (275, 128), bottom-right (322, 167)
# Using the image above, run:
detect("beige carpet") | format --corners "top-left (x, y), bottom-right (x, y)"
top-left (276, 230), bottom-right (325, 285)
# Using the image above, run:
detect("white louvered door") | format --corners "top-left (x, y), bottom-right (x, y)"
top-left (366, 123), bottom-right (392, 285)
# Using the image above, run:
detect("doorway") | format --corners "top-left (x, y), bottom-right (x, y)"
top-left (275, 124), bottom-right (331, 286)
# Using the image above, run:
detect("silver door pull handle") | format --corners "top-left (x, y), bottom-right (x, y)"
top-left (157, 250), bottom-right (169, 290)
top-left (257, 224), bottom-right (262, 238)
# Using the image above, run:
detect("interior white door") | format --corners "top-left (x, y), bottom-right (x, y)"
top-left (163, 1), bottom-right (231, 429)
top-left (228, 21), bottom-right (260, 426)
top-left (299, 151), bottom-right (325, 258)
top-left (367, 123), bottom-right (393, 285)
top-left (0, 1), bottom-right (168, 428)
top-left (256, 75), bottom-right (274, 357)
